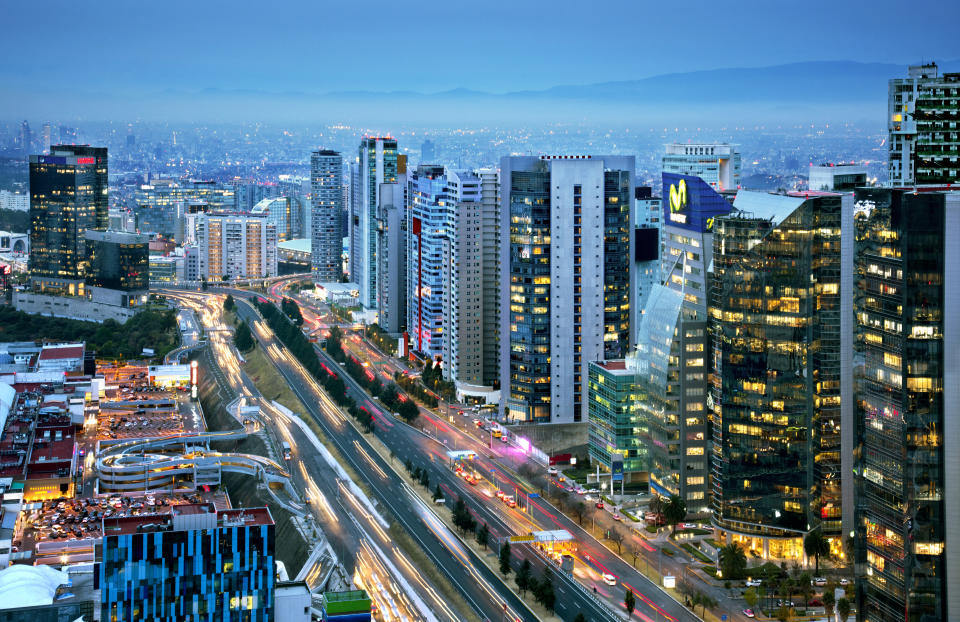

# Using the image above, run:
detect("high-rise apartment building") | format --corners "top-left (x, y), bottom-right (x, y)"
top-left (28, 145), bottom-right (108, 293)
top-left (350, 137), bottom-right (397, 308)
top-left (852, 187), bottom-right (960, 622)
top-left (634, 173), bottom-right (732, 512)
top-left (476, 168), bottom-right (501, 391)
top-left (663, 143), bottom-right (741, 192)
top-left (377, 177), bottom-right (407, 335)
top-left (311, 150), bottom-right (344, 282)
top-left (99, 504), bottom-right (275, 622)
top-left (19, 120), bottom-right (32, 155)
top-left (709, 190), bottom-right (852, 560)
top-left (888, 63), bottom-right (960, 186)
top-left (500, 155), bottom-right (633, 424)
top-left (195, 212), bottom-right (278, 281)
top-left (407, 166), bottom-right (495, 393)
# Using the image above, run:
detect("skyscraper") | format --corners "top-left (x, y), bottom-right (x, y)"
top-left (28, 145), bottom-right (108, 293)
top-left (100, 504), bottom-right (275, 622)
top-left (19, 120), bottom-right (31, 155)
top-left (853, 187), bottom-right (960, 622)
top-left (350, 137), bottom-right (397, 308)
top-left (634, 173), bottom-right (732, 512)
top-left (84, 231), bottom-right (149, 292)
top-left (888, 63), bottom-right (960, 186)
top-left (421, 139), bottom-right (436, 163)
top-left (662, 143), bottom-right (741, 192)
top-left (709, 190), bottom-right (852, 560)
top-left (376, 161), bottom-right (407, 335)
top-left (311, 150), bottom-right (344, 282)
top-left (40, 123), bottom-right (52, 154)
top-left (499, 155), bottom-right (633, 424)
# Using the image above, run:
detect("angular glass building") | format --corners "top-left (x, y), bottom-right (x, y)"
top-left (853, 188), bottom-right (960, 622)
top-left (587, 358), bottom-right (647, 478)
top-left (100, 504), bottom-right (275, 622)
top-left (709, 191), bottom-right (852, 561)
top-left (84, 230), bottom-right (149, 292)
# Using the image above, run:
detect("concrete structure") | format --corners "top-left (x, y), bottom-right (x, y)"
top-left (662, 143), bottom-right (740, 192)
top-left (350, 137), bottom-right (398, 308)
top-left (499, 155), bottom-right (634, 424)
top-left (0, 231), bottom-right (28, 256)
top-left (195, 212), bottom-right (278, 281)
top-left (311, 149), bottom-right (344, 282)
top-left (13, 288), bottom-right (147, 323)
top-left (376, 180), bottom-right (407, 334)
top-left (853, 188), bottom-right (960, 622)
top-left (275, 582), bottom-right (312, 622)
top-left (888, 63), bottom-right (960, 186)
top-left (808, 163), bottom-right (867, 191)
top-left (278, 238), bottom-right (311, 265)
top-left (710, 190), bottom-right (852, 559)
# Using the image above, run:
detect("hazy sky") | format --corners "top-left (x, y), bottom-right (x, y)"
top-left (4, 0), bottom-right (959, 95)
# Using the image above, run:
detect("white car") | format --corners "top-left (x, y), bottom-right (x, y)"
top-left (547, 467), bottom-right (559, 476)
top-left (602, 573), bottom-right (617, 586)
top-left (812, 577), bottom-right (826, 586)
top-left (745, 579), bottom-right (762, 587)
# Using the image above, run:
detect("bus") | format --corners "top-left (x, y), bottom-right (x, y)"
top-left (282, 441), bottom-right (292, 460)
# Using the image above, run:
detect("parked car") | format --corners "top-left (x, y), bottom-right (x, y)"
top-left (742, 609), bottom-right (755, 618)
top-left (745, 579), bottom-right (762, 587)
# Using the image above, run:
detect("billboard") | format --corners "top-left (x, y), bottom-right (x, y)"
top-left (612, 457), bottom-right (624, 482)
top-left (662, 173), bottom-right (733, 233)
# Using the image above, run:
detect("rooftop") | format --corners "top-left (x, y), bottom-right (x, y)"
top-left (37, 345), bottom-right (84, 362)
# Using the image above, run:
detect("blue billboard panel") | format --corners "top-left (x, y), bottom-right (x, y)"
top-left (661, 173), bottom-right (733, 233)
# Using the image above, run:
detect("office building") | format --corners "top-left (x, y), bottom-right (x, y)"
top-left (311, 150), bottom-right (344, 282)
top-left (18, 121), bottom-right (31, 155)
top-left (195, 212), bottom-right (278, 281)
top-left (0, 190), bottom-right (29, 212)
top-left (28, 145), bottom-right (108, 294)
top-left (233, 181), bottom-right (282, 212)
top-left (709, 190), bottom-right (852, 559)
top-left (853, 188), bottom-right (960, 622)
top-left (376, 163), bottom-right (407, 335)
top-left (633, 186), bottom-right (661, 325)
top-left (587, 358), bottom-right (646, 479)
top-left (350, 137), bottom-right (398, 308)
top-left (663, 143), bottom-right (740, 192)
top-left (132, 179), bottom-right (233, 238)
top-left (808, 163), bottom-right (868, 191)
top-left (84, 230), bottom-right (149, 292)
top-left (888, 63), bottom-right (960, 186)
top-left (499, 155), bottom-right (633, 424)
top-left (100, 504), bottom-right (275, 622)
top-left (634, 173), bottom-right (732, 511)
top-left (252, 197), bottom-right (298, 242)
top-left (40, 123), bottom-right (51, 154)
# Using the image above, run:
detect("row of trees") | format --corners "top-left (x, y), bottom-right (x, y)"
top-left (394, 371), bottom-right (440, 408)
top-left (420, 359), bottom-right (456, 401)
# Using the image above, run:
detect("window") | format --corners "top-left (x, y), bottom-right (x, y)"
top-left (686, 447), bottom-right (704, 456)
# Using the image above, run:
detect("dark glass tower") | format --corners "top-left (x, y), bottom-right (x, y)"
top-left (84, 230), bottom-right (149, 291)
top-left (710, 191), bottom-right (848, 560)
top-left (853, 188), bottom-right (960, 622)
top-left (28, 145), bottom-right (108, 290)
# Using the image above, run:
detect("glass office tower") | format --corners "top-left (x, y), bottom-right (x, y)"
top-left (100, 505), bottom-right (275, 622)
top-left (710, 191), bottom-right (850, 560)
top-left (28, 145), bottom-right (108, 292)
top-left (84, 231), bottom-right (149, 292)
top-left (853, 188), bottom-right (960, 622)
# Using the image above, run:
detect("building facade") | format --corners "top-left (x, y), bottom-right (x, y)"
top-left (888, 63), bottom-right (960, 186)
top-left (376, 180), bottom-right (407, 335)
top-left (311, 150), bottom-right (344, 282)
top-left (350, 138), bottom-right (397, 308)
top-left (28, 145), bottom-right (108, 293)
top-left (84, 230), bottom-right (149, 292)
top-left (709, 190), bottom-right (852, 560)
top-left (633, 186), bottom-right (661, 327)
top-left (195, 213), bottom-right (278, 281)
top-left (852, 188), bottom-right (960, 622)
top-left (499, 155), bottom-right (633, 424)
top-left (587, 358), bottom-right (646, 478)
top-left (662, 143), bottom-right (741, 192)
top-left (808, 163), bottom-right (868, 191)
top-left (99, 504), bottom-right (275, 622)
top-left (252, 197), bottom-right (298, 242)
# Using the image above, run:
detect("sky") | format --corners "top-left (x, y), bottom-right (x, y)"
top-left (4, 0), bottom-right (959, 95)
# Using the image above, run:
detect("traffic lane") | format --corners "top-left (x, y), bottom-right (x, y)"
top-left (237, 302), bottom-right (534, 622)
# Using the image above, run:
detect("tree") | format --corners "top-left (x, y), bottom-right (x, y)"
top-left (804, 529), bottom-right (831, 574)
top-left (663, 494), bottom-right (686, 534)
top-left (433, 483), bottom-right (443, 501)
top-left (223, 294), bottom-right (236, 312)
top-left (476, 523), bottom-right (489, 549)
top-left (744, 587), bottom-right (758, 610)
top-left (837, 597), bottom-right (851, 621)
top-left (535, 568), bottom-right (555, 612)
top-left (823, 588), bottom-right (835, 614)
top-left (630, 546), bottom-right (643, 569)
top-left (775, 605), bottom-right (791, 622)
top-left (499, 541), bottom-right (512, 577)
top-left (574, 615), bottom-right (586, 622)
top-left (610, 528), bottom-right (626, 554)
top-left (648, 494), bottom-right (664, 517)
top-left (624, 588), bottom-right (636, 616)
top-left (574, 501), bottom-right (587, 525)
top-left (234, 321), bottom-right (255, 352)
top-left (515, 559), bottom-right (532, 596)
top-left (718, 543), bottom-right (747, 580)
top-left (798, 572), bottom-right (813, 609)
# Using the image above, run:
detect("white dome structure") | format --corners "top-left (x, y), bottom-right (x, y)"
top-left (0, 564), bottom-right (71, 609)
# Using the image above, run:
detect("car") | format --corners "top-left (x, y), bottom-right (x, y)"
top-left (495, 490), bottom-right (505, 500)
top-left (557, 475), bottom-right (566, 483)
top-left (745, 579), bottom-right (762, 587)
top-left (612, 513), bottom-right (622, 521)
top-left (839, 578), bottom-right (850, 586)
top-left (602, 573), bottom-right (617, 586)
top-left (742, 609), bottom-right (755, 618)
top-left (596, 501), bottom-right (604, 509)
top-left (547, 467), bottom-right (558, 476)
top-left (813, 577), bottom-right (826, 586)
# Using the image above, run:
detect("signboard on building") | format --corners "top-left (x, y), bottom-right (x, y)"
top-left (612, 457), bottom-right (624, 482)
top-left (662, 173), bottom-right (733, 233)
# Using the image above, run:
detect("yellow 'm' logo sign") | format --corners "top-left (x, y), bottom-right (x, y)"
top-left (669, 179), bottom-right (687, 213)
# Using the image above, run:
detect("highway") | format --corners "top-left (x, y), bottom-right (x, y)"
top-left (163, 290), bottom-right (462, 622)
top-left (233, 296), bottom-right (542, 622)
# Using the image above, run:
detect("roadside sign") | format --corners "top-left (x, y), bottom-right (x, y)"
top-left (612, 457), bottom-right (624, 482)
top-left (529, 493), bottom-right (540, 498)
top-left (510, 535), bottom-right (535, 543)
